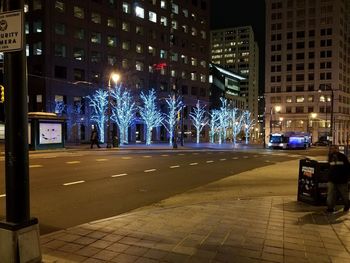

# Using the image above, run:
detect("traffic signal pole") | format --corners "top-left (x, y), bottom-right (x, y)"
top-left (0, 0), bottom-right (41, 262)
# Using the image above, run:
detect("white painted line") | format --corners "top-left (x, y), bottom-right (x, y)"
top-left (143, 156), bottom-right (152, 158)
top-left (121, 157), bottom-right (132, 160)
top-left (232, 157), bottom-right (239, 160)
top-left (63, 180), bottom-right (85, 186)
top-left (43, 156), bottom-right (57, 159)
top-left (29, 165), bottom-right (43, 168)
top-left (189, 162), bottom-right (198, 166)
top-left (144, 169), bottom-right (156, 173)
top-left (170, 165), bottom-right (180, 169)
top-left (0, 194), bottom-right (6, 198)
top-left (161, 154), bottom-right (169, 157)
top-left (220, 158), bottom-right (227, 161)
top-left (66, 161), bottom-right (80, 164)
top-left (111, 173), bottom-right (127, 178)
top-left (206, 160), bottom-right (214, 163)
top-left (243, 156), bottom-right (249, 159)
top-left (96, 159), bottom-right (108, 162)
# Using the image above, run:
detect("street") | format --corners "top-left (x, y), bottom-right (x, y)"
top-left (0, 146), bottom-right (328, 235)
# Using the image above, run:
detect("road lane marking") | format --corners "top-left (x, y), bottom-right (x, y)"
top-left (111, 173), bottom-right (127, 178)
top-left (121, 157), bottom-right (132, 160)
top-left (189, 162), bottom-right (198, 166)
top-left (96, 159), bottom-right (108, 162)
top-left (63, 180), bottom-right (85, 186)
top-left (143, 156), bottom-right (152, 158)
top-left (220, 158), bottom-right (227, 161)
top-left (43, 156), bottom-right (57, 159)
top-left (144, 169), bottom-right (156, 173)
top-left (170, 165), bottom-right (180, 169)
top-left (161, 154), bottom-right (169, 157)
top-left (232, 157), bottom-right (239, 160)
top-left (29, 165), bottom-right (43, 168)
top-left (66, 161), bottom-right (80, 164)
top-left (0, 194), bottom-right (6, 198)
top-left (206, 160), bottom-right (214, 163)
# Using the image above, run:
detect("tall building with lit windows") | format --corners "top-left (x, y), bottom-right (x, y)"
top-left (210, 26), bottom-right (259, 129)
top-left (20, 0), bottom-right (210, 143)
top-left (265, 0), bottom-right (350, 145)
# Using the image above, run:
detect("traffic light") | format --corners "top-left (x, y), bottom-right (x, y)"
top-left (0, 85), bottom-right (4, 103)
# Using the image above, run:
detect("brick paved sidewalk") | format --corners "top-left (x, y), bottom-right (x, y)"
top-left (41, 196), bottom-right (350, 263)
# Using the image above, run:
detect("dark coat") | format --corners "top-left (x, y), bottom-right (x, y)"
top-left (328, 152), bottom-right (350, 184)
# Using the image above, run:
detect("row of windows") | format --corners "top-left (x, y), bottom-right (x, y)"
top-left (271, 62), bottom-right (332, 72)
top-left (270, 72), bottom-right (332, 82)
top-left (270, 105), bottom-right (350, 115)
top-left (270, 39), bottom-right (333, 52)
top-left (271, 95), bottom-right (333, 103)
top-left (271, 28), bottom-right (333, 41)
top-left (271, 50), bottom-right (332, 62)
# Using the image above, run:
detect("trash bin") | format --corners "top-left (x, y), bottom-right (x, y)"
top-left (112, 136), bottom-right (119, 147)
top-left (297, 159), bottom-right (330, 205)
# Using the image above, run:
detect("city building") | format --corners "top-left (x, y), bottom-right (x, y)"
top-left (265, 0), bottom-right (350, 145)
top-left (6, 0), bottom-right (210, 143)
top-left (210, 26), bottom-right (259, 131)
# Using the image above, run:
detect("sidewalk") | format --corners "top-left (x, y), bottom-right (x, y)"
top-left (41, 159), bottom-right (350, 263)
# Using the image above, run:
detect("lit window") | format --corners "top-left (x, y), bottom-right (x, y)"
top-left (122, 2), bottom-right (130, 13)
top-left (136, 61), bottom-right (144, 71)
top-left (182, 9), bottom-right (188, 17)
top-left (182, 25), bottom-right (188, 33)
top-left (171, 53), bottom-right (178, 61)
top-left (181, 54), bottom-right (188, 64)
top-left (122, 22), bottom-right (130, 31)
top-left (91, 32), bottom-right (101, 44)
top-left (136, 43), bottom-right (143, 53)
top-left (209, 75), bottom-right (213, 83)
top-left (74, 28), bottom-right (85, 40)
top-left (172, 3), bottom-right (179, 14)
top-left (33, 0), bottom-right (42, 10)
top-left (191, 27), bottom-right (197, 36)
top-left (135, 6), bottom-right (145, 18)
top-left (148, 46), bottom-right (156, 56)
top-left (55, 1), bottom-right (65, 12)
top-left (191, 72), bottom-right (197, 81)
top-left (160, 16), bottom-right (167, 26)
top-left (171, 70), bottom-right (176, 77)
top-left (74, 6), bottom-right (84, 19)
top-left (107, 36), bottom-right (117, 47)
top-left (55, 23), bottom-right (65, 35)
top-left (160, 50), bottom-right (167, 59)
top-left (191, 57), bottom-right (197, 66)
top-left (73, 48), bottom-right (85, 61)
top-left (149, 11), bottom-right (157, 23)
top-left (26, 44), bottom-right (29, 56)
top-left (122, 41), bottom-right (130, 50)
top-left (171, 20), bottom-right (178, 29)
top-left (107, 55), bottom-right (117, 66)
top-left (191, 13), bottom-right (196, 21)
top-left (91, 12), bottom-right (101, 24)
top-left (200, 30), bottom-right (206, 39)
top-left (107, 17), bottom-right (116, 27)
top-left (25, 22), bottom-right (29, 34)
top-left (54, 44), bottom-right (66, 57)
top-left (33, 21), bottom-right (42, 33)
top-left (296, 96), bottom-right (305, 103)
top-left (136, 26), bottom-right (144, 35)
top-left (33, 42), bottom-right (42, 55)
top-left (24, 4), bottom-right (29, 13)
top-left (200, 60), bottom-right (206, 68)
top-left (161, 0), bottom-right (166, 8)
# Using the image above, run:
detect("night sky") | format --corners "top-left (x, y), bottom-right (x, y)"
top-left (210, 0), bottom-right (266, 92)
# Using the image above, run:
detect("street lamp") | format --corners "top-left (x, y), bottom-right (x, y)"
top-left (107, 72), bottom-right (120, 148)
top-left (318, 84), bottom-right (334, 145)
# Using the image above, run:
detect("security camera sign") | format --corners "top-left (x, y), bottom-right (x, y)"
top-left (0, 10), bottom-right (23, 52)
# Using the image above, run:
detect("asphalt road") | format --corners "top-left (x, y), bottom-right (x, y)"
top-left (0, 147), bottom-right (328, 235)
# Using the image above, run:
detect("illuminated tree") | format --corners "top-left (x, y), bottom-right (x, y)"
top-left (111, 85), bottom-right (136, 145)
top-left (189, 100), bottom-right (208, 144)
top-left (66, 102), bottom-right (83, 143)
top-left (231, 108), bottom-right (244, 144)
top-left (163, 95), bottom-right (183, 145)
top-left (139, 89), bottom-right (164, 145)
top-left (209, 109), bottom-right (220, 144)
top-left (87, 89), bottom-right (108, 143)
top-left (242, 110), bottom-right (255, 144)
top-left (54, 100), bottom-right (66, 115)
top-left (218, 98), bottom-right (230, 144)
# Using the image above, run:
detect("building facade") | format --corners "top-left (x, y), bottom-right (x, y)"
top-left (265, 0), bottom-right (350, 145)
top-left (17, 0), bottom-right (210, 143)
top-left (210, 26), bottom-right (259, 130)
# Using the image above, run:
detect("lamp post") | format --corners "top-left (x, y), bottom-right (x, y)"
top-left (107, 72), bottom-right (120, 148)
top-left (319, 84), bottom-right (334, 145)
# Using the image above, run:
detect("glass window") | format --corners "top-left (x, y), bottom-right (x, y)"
top-left (54, 44), bottom-right (66, 57)
top-left (161, 0), bottom-right (166, 9)
top-left (33, 0), bottom-right (42, 10)
top-left (74, 6), bottom-right (85, 19)
top-left (122, 41), bottom-right (130, 50)
top-left (200, 30), bottom-right (206, 39)
top-left (73, 68), bottom-right (85, 81)
top-left (160, 16), bottom-right (167, 26)
top-left (122, 59), bottom-right (129, 69)
top-left (122, 22), bottom-right (130, 31)
top-left (191, 72), bottom-right (197, 81)
top-left (149, 11), bottom-right (157, 23)
top-left (33, 21), bottom-right (42, 33)
top-left (123, 2), bottom-right (130, 13)
top-left (91, 12), bottom-right (101, 24)
top-left (107, 55), bottom-right (117, 66)
top-left (191, 57), bottom-right (197, 66)
top-left (107, 17), bottom-right (116, 27)
top-left (171, 20), bottom-right (178, 29)
top-left (107, 36), bottom-right (117, 47)
top-left (286, 96), bottom-right (292, 103)
top-left (74, 28), bottom-right (85, 40)
top-left (183, 9), bottom-right (188, 17)
top-left (91, 32), bottom-right (101, 44)
top-left (160, 50), bottom-right (167, 59)
top-left (73, 48), bottom-right (85, 61)
top-left (172, 3), bottom-right (179, 14)
top-left (148, 46), bottom-right (156, 56)
top-left (136, 61), bottom-right (144, 71)
top-left (136, 26), bottom-right (144, 35)
top-left (26, 44), bottom-right (29, 56)
top-left (25, 22), bottom-right (29, 34)
top-left (135, 6), bottom-right (144, 18)
top-left (136, 43), bottom-right (143, 53)
top-left (33, 42), bottom-right (42, 55)
top-left (90, 51), bottom-right (101, 63)
top-left (200, 74), bottom-right (206, 83)
top-left (296, 96), bottom-right (304, 103)
top-left (55, 1), bottom-right (65, 12)
top-left (55, 23), bottom-right (65, 35)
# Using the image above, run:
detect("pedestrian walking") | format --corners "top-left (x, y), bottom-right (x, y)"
top-left (90, 127), bottom-right (101, 149)
top-left (327, 145), bottom-right (350, 213)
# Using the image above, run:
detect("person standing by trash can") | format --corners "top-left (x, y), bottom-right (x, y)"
top-left (327, 145), bottom-right (350, 213)
top-left (90, 127), bottom-right (101, 149)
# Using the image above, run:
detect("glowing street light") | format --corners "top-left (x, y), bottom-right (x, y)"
top-left (107, 72), bottom-right (120, 148)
